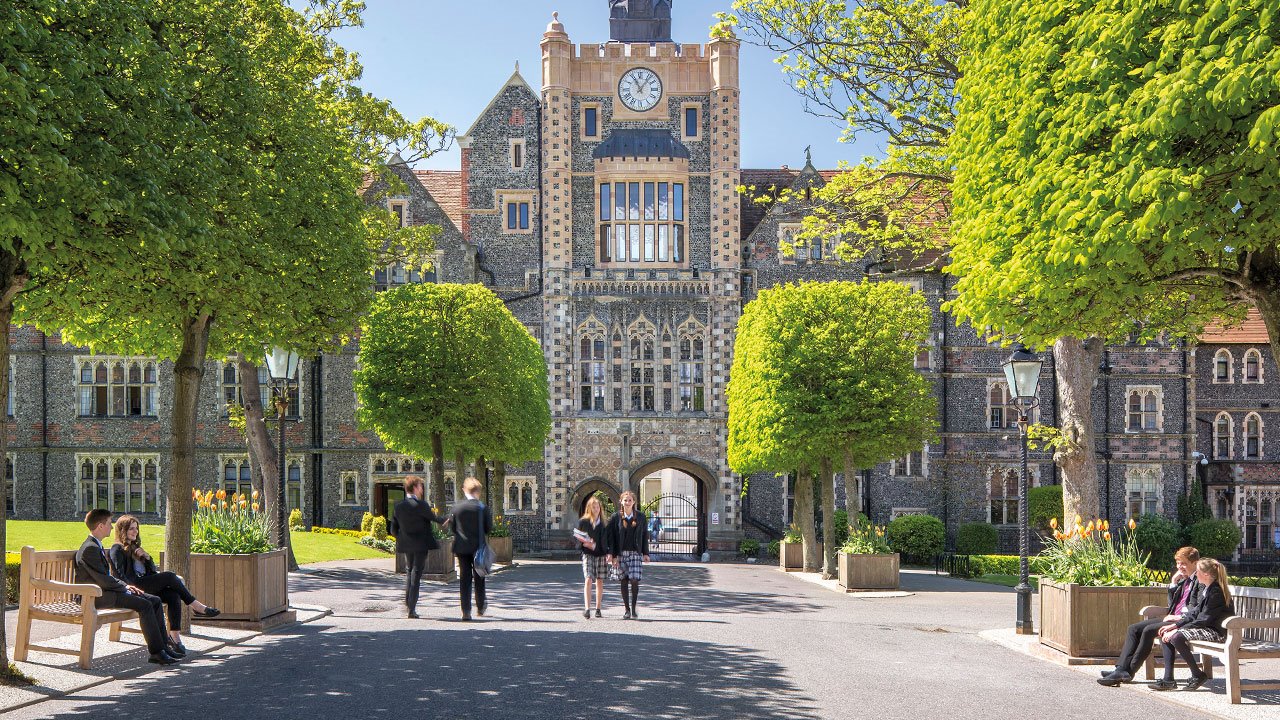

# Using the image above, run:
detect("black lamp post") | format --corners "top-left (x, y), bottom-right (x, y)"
top-left (1002, 343), bottom-right (1043, 635)
top-left (265, 346), bottom-right (301, 550)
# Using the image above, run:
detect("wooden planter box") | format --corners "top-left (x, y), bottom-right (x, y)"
top-left (1039, 580), bottom-right (1167, 657)
top-left (185, 549), bottom-right (289, 622)
top-left (397, 538), bottom-right (456, 580)
top-left (780, 541), bottom-right (823, 571)
top-left (838, 552), bottom-right (900, 591)
top-left (489, 536), bottom-right (513, 564)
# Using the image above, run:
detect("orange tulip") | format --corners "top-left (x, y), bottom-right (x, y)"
top-left (252, 502), bottom-right (261, 512)
top-left (1103, 531), bottom-right (1111, 541)
top-left (1074, 514), bottom-right (1082, 526)
top-left (1102, 520), bottom-right (1110, 531)
top-left (216, 489), bottom-right (227, 501)
top-left (1128, 518), bottom-right (1137, 531)
top-left (1085, 521), bottom-right (1095, 533)
top-left (220, 501), bottom-right (228, 511)
top-left (252, 490), bottom-right (260, 501)
top-left (1049, 517), bottom-right (1058, 529)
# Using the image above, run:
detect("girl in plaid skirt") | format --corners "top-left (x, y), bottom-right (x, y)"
top-left (1152, 558), bottom-right (1234, 691)
top-left (605, 490), bottom-right (650, 619)
top-left (577, 496), bottom-right (609, 618)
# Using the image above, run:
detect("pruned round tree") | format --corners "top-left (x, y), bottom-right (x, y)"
top-left (728, 280), bottom-right (937, 574)
top-left (355, 283), bottom-right (550, 510)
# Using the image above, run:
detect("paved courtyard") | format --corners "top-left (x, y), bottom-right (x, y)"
top-left (8, 562), bottom-right (1227, 719)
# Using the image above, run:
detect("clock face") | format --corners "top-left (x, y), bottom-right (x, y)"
top-left (618, 67), bottom-right (663, 112)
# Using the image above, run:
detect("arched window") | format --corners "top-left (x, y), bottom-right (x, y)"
top-left (521, 485), bottom-right (533, 509)
top-left (286, 460), bottom-right (302, 511)
top-left (1126, 388), bottom-right (1161, 432)
top-left (508, 483), bottom-right (519, 509)
top-left (75, 453), bottom-right (161, 513)
top-left (1126, 465), bottom-right (1161, 517)
top-left (987, 380), bottom-right (1035, 429)
top-left (578, 333), bottom-right (606, 412)
top-left (1214, 349), bottom-right (1233, 383)
top-left (78, 356), bottom-right (158, 417)
top-left (222, 361), bottom-right (299, 417)
top-left (1245, 412), bottom-right (1263, 459)
top-left (1214, 412), bottom-right (1234, 459)
top-left (1243, 349), bottom-right (1264, 383)
top-left (988, 467), bottom-right (1019, 525)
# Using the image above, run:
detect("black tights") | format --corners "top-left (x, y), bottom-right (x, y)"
top-left (1161, 632), bottom-right (1205, 681)
top-left (619, 580), bottom-right (639, 611)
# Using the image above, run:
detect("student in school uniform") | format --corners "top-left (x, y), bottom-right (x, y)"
top-left (1151, 558), bottom-right (1234, 691)
top-left (605, 490), bottom-right (650, 620)
top-left (576, 495), bottom-right (609, 618)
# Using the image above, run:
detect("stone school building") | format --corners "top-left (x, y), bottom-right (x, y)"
top-left (9, 3), bottom-right (1278, 560)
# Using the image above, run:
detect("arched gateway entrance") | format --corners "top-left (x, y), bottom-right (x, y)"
top-left (629, 456), bottom-right (712, 559)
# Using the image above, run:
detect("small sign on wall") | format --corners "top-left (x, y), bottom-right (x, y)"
top-left (1273, 527), bottom-right (1280, 549)
top-left (711, 512), bottom-right (720, 525)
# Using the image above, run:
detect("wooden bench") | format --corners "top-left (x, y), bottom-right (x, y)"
top-left (1140, 584), bottom-right (1280, 703)
top-left (13, 545), bottom-right (144, 669)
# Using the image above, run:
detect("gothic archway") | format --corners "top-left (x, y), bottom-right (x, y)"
top-left (628, 455), bottom-right (714, 558)
top-left (567, 476), bottom-right (619, 527)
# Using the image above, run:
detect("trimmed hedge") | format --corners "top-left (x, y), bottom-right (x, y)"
top-left (885, 514), bottom-right (944, 563)
top-left (1133, 514), bottom-right (1181, 567)
top-left (1027, 485), bottom-right (1063, 533)
top-left (949, 554), bottom-right (1048, 579)
top-left (1184, 519), bottom-right (1242, 560)
top-left (956, 522), bottom-right (998, 555)
top-left (312, 526), bottom-right (365, 538)
top-left (6, 554), bottom-right (19, 604)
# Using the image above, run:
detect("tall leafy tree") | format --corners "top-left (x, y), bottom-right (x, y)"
top-left (728, 280), bottom-right (936, 574)
top-left (355, 283), bottom-right (550, 512)
top-left (948, 0), bottom-right (1280, 520)
top-left (17, 0), bottom-right (445, 588)
top-left (718, 0), bottom-right (1111, 520)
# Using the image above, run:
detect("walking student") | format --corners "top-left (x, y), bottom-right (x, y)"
top-left (1152, 558), bottom-right (1234, 691)
top-left (605, 490), bottom-right (650, 620)
top-left (447, 477), bottom-right (492, 621)
top-left (75, 509), bottom-right (177, 665)
top-left (389, 475), bottom-right (441, 619)
top-left (109, 514), bottom-right (220, 657)
top-left (576, 495), bottom-right (609, 618)
top-left (1098, 546), bottom-right (1201, 686)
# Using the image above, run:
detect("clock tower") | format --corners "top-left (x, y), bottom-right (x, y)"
top-left (537, 6), bottom-right (742, 554)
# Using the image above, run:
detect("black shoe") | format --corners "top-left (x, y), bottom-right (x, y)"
top-left (407, 611), bottom-right (420, 619)
top-left (461, 614), bottom-right (472, 621)
top-left (623, 609), bottom-right (632, 620)
top-left (193, 606), bottom-right (221, 618)
top-left (477, 605), bottom-right (486, 617)
top-left (630, 608), bottom-right (638, 619)
top-left (595, 608), bottom-right (602, 618)
top-left (1183, 675), bottom-right (1208, 691)
top-left (149, 652), bottom-right (178, 666)
top-left (165, 642), bottom-right (187, 658)
top-left (1151, 679), bottom-right (1177, 691)
top-left (584, 608), bottom-right (591, 618)
top-left (1100, 668), bottom-right (1126, 678)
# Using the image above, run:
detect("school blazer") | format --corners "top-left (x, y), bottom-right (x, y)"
top-left (108, 543), bottom-right (158, 585)
top-left (390, 495), bottom-right (441, 555)
top-left (1175, 582), bottom-right (1232, 635)
top-left (74, 536), bottom-right (129, 607)
top-left (448, 498), bottom-right (492, 556)
top-left (577, 518), bottom-right (608, 557)
top-left (605, 511), bottom-right (650, 556)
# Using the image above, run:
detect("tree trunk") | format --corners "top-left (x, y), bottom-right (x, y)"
top-left (474, 455), bottom-right (486, 501)
top-left (454, 448), bottom-right (465, 499)
top-left (492, 460), bottom-right (506, 517)
top-left (430, 432), bottom-right (446, 511)
top-left (1053, 336), bottom-right (1104, 523)
top-left (1246, 249), bottom-right (1280, 375)
top-left (819, 456), bottom-right (837, 579)
top-left (237, 355), bottom-right (297, 571)
top-left (795, 465), bottom-right (819, 572)
top-left (166, 313), bottom-right (213, 632)
top-left (842, 448), bottom-right (859, 517)
top-left (0, 270), bottom-right (19, 674)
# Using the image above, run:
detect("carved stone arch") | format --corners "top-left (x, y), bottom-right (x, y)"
top-left (578, 314), bottom-right (607, 336)
top-left (567, 476), bottom-right (619, 526)
top-left (678, 315), bottom-right (706, 337)
top-left (627, 314), bottom-right (656, 337)
top-left (627, 454), bottom-right (714, 556)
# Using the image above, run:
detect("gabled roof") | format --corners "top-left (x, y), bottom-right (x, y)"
top-left (459, 63), bottom-right (536, 141)
top-left (1201, 308), bottom-right (1272, 345)
top-left (740, 167), bottom-right (839, 239)
top-left (412, 170), bottom-right (463, 230)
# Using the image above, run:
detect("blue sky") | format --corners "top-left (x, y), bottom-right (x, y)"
top-left (332, 0), bottom-right (883, 170)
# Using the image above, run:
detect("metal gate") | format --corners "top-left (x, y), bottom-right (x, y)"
top-left (648, 493), bottom-right (700, 558)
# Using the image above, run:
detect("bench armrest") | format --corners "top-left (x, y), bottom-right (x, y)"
top-left (1224, 615), bottom-right (1280, 630)
top-left (1139, 605), bottom-right (1165, 619)
top-left (30, 578), bottom-right (102, 598)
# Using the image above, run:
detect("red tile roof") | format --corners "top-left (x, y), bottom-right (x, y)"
top-left (412, 170), bottom-right (463, 230)
top-left (740, 168), bottom-right (840, 239)
top-left (1201, 308), bottom-right (1273, 345)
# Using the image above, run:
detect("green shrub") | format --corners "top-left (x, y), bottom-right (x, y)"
top-left (1177, 479), bottom-right (1213, 527)
top-left (369, 516), bottom-right (388, 541)
top-left (360, 512), bottom-right (375, 533)
top-left (489, 515), bottom-right (511, 538)
top-left (961, 554), bottom-right (1049, 577)
top-left (288, 507), bottom-right (305, 530)
top-left (956, 522), bottom-right (998, 555)
top-left (1133, 514), bottom-right (1180, 567)
top-left (358, 535), bottom-right (395, 553)
top-left (885, 514), bottom-right (944, 563)
top-left (1028, 485), bottom-right (1063, 533)
top-left (1230, 575), bottom-right (1278, 589)
top-left (311, 526), bottom-right (364, 538)
top-left (739, 539), bottom-right (761, 557)
top-left (832, 509), bottom-right (851, 547)
top-left (5, 554), bottom-right (20, 604)
top-left (765, 539), bottom-right (781, 558)
top-left (782, 524), bottom-right (802, 543)
top-left (1184, 519), bottom-right (1242, 559)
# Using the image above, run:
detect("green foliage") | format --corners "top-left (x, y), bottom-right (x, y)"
top-left (782, 524), bottom-right (803, 543)
top-left (1184, 520), bottom-right (1243, 560)
top-left (191, 489), bottom-right (272, 555)
top-left (831, 509), bottom-right (851, 547)
top-left (765, 540), bottom-right (781, 558)
top-left (369, 516), bottom-right (388, 542)
top-left (356, 283), bottom-right (550, 468)
top-left (1230, 575), bottom-right (1279, 589)
top-left (360, 512), bottom-right (375, 534)
top-left (950, 554), bottom-right (1049, 579)
top-left (1134, 514), bottom-right (1182, 567)
top-left (739, 539), bottom-right (761, 557)
top-left (489, 516), bottom-right (512, 538)
top-left (1028, 486), bottom-right (1064, 534)
top-left (1039, 522), bottom-right (1150, 587)
top-left (728, 280), bottom-right (936, 476)
top-left (358, 535), bottom-right (395, 554)
top-left (5, 554), bottom-right (19, 605)
top-left (885, 514), bottom-right (944, 563)
top-left (1177, 480), bottom-right (1213, 528)
top-left (956, 522), bottom-right (998, 555)
top-left (948, 0), bottom-right (1280, 352)
top-left (839, 517), bottom-right (892, 555)
top-left (288, 508), bottom-right (305, 531)
top-left (311, 527), bottom-right (365, 539)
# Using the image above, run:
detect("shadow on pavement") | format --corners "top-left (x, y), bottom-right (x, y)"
top-left (32, 624), bottom-right (824, 720)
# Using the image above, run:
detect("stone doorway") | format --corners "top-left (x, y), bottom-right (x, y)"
top-left (629, 456), bottom-right (713, 558)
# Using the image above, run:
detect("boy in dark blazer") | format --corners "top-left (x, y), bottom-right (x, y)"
top-left (74, 508), bottom-right (176, 665)
top-left (390, 475), bottom-right (440, 619)
top-left (445, 477), bottom-right (492, 621)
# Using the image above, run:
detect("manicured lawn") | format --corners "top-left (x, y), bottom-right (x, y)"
top-left (968, 573), bottom-right (1040, 591)
top-left (6, 520), bottom-right (387, 565)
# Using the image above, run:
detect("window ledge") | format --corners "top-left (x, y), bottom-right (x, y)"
top-left (77, 415), bottom-right (161, 421)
